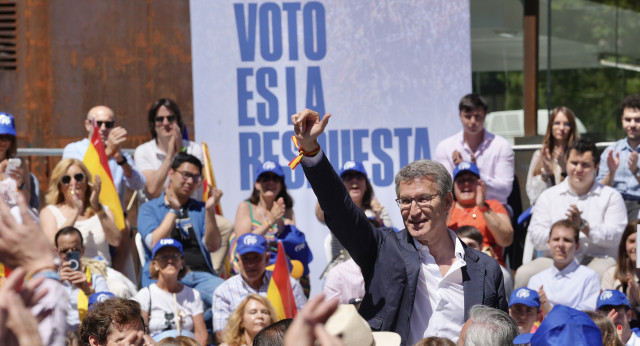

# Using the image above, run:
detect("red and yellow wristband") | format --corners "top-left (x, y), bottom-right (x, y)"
top-left (288, 135), bottom-right (320, 169)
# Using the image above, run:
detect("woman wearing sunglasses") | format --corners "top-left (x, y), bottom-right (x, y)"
top-left (40, 158), bottom-right (121, 264)
top-left (134, 98), bottom-right (204, 201)
top-left (231, 161), bottom-right (295, 273)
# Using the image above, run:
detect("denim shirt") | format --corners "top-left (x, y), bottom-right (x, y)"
top-left (597, 138), bottom-right (640, 200)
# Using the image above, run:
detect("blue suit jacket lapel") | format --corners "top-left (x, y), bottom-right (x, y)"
top-left (462, 248), bottom-right (485, 320)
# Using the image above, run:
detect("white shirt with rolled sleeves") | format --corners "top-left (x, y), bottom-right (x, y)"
top-left (433, 129), bottom-right (514, 205)
top-left (529, 179), bottom-right (627, 259)
top-left (408, 229), bottom-right (466, 345)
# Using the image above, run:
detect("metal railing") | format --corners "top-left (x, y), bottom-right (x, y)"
top-left (17, 143), bottom-right (616, 157)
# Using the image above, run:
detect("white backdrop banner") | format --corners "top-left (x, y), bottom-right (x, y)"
top-left (190, 0), bottom-right (471, 296)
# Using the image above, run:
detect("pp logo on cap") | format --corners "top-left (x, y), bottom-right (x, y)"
top-left (0, 114), bottom-right (11, 125)
top-left (343, 161), bottom-right (356, 170)
top-left (516, 288), bottom-right (530, 299)
top-left (244, 235), bottom-right (258, 246)
top-left (263, 161), bottom-right (276, 170)
top-left (458, 162), bottom-right (471, 170)
top-left (160, 238), bottom-right (175, 246)
top-left (600, 291), bottom-right (613, 301)
top-left (294, 243), bottom-right (306, 252)
top-left (96, 294), bottom-right (111, 303)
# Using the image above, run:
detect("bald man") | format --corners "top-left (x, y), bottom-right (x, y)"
top-left (63, 105), bottom-right (145, 207)
top-left (63, 106), bottom-right (145, 290)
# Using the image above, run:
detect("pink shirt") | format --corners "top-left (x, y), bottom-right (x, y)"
top-left (434, 129), bottom-right (514, 205)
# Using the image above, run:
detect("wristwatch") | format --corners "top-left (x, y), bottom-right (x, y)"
top-left (116, 155), bottom-right (128, 166)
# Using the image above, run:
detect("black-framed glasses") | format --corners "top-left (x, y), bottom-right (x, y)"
top-left (96, 120), bottom-right (115, 129)
top-left (155, 253), bottom-right (183, 261)
top-left (0, 134), bottom-right (14, 141)
top-left (155, 115), bottom-right (177, 124)
top-left (395, 193), bottom-right (440, 210)
top-left (61, 173), bottom-right (85, 185)
top-left (176, 170), bottom-right (201, 183)
top-left (258, 173), bottom-right (281, 183)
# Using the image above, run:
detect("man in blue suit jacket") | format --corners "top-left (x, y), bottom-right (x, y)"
top-left (291, 109), bottom-right (508, 346)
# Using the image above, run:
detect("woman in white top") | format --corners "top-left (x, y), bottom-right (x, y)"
top-left (40, 159), bottom-right (121, 264)
top-left (134, 238), bottom-right (207, 346)
top-left (526, 107), bottom-right (580, 205)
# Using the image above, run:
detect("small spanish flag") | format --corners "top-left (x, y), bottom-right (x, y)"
top-left (82, 121), bottom-right (125, 230)
top-left (266, 241), bottom-right (297, 320)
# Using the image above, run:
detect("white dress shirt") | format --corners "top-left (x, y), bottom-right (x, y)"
top-left (527, 260), bottom-right (600, 311)
top-left (408, 229), bottom-right (466, 345)
top-left (529, 179), bottom-right (627, 259)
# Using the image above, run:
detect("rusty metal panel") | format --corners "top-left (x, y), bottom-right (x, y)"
top-left (0, 0), bottom-right (194, 204)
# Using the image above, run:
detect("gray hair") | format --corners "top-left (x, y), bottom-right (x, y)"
top-left (464, 305), bottom-right (519, 346)
top-left (394, 160), bottom-right (452, 197)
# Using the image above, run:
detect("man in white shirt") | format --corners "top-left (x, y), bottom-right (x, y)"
top-left (291, 108), bottom-right (506, 346)
top-left (62, 105), bottom-right (146, 283)
top-left (433, 93), bottom-right (514, 206)
top-left (515, 139), bottom-right (627, 288)
top-left (527, 219), bottom-right (600, 312)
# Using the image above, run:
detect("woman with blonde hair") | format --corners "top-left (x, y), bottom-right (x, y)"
top-left (526, 106), bottom-right (580, 204)
top-left (40, 158), bottom-right (121, 264)
top-left (221, 294), bottom-right (278, 346)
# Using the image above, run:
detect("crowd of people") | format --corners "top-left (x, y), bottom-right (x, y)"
top-left (2, 93), bottom-right (640, 346)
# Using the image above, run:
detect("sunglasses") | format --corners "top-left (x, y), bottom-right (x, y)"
top-left (61, 173), bottom-right (85, 185)
top-left (96, 120), bottom-right (115, 129)
top-left (258, 173), bottom-right (281, 183)
top-left (342, 171), bottom-right (366, 181)
top-left (155, 115), bottom-right (177, 124)
top-left (155, 253), bottom-right (183, 261)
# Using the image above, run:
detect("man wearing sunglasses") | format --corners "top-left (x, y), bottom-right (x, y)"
top-left (62, 105), bottom-right (146, 207)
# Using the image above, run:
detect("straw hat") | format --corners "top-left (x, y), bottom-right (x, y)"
top-left (324, 304), bottom-right (401, 346)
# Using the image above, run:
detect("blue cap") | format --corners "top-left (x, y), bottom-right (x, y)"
top-left (512, 305), bottom-right (602, 345)
top-left (597, 289), bottom-right (631, 310)
top-left (237, 233), bottom-right (267, 255)
top-left (509, 287), bottom-right (540, 310)
top-left (151, 238), bottom-right (184, 259)
top-left (453, 161), bottom-right (480, 180)
top-left (275, 225), bottom-right (313, 275)
top-left (255, 161), bottom-right (285, 182)
top-left (0, 113), bottom-right (16, 137)
top-left (339, 161), bottom-right (367, 178)
top-left (88, 291), bottom-right (115, 310)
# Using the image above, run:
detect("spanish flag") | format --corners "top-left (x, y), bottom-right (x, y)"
top-left (82, 122), bottom-right (125, 230)
top-left (267, 241), bottom-right (297, 320)
top-left (201, 142), bottom-right (222, 215)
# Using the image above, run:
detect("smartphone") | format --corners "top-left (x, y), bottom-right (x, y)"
top-left (66, 251), bottom-right (82, 271)
top-left (5, 158), bottom-right (20, 175)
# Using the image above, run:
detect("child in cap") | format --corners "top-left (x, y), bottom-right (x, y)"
top-left (596, 289), bottom-right (640, 345)
top-left (509, 287), bottom-right (540, 334)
